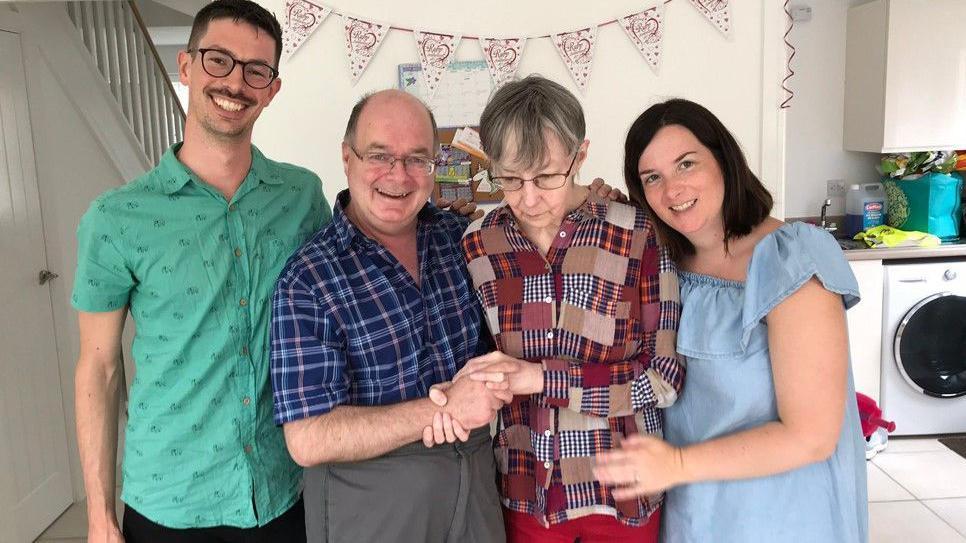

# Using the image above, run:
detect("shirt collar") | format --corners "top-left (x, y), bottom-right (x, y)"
top-left (330, 189), bottom-right (444, 253)
top-left (487, 190), bottom-right (606, 228)
top-left (157, 142), bottom-right (282, 195)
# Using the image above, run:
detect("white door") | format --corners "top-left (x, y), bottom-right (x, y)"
top-left (0, 28), bottom-right (73, 543)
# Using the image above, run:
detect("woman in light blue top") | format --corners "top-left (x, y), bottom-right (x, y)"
top-left (594, 99), bottom-right (868, 542)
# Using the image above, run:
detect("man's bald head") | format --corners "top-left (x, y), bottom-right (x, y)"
top-left (344, 90), bottom-right (439, 151)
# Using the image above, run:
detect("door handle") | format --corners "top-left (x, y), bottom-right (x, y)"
top-left (38, 270), bottom-right (59, 285)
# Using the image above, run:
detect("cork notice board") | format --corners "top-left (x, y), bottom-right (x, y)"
top-left (432, 127), bottom-right (504, 204)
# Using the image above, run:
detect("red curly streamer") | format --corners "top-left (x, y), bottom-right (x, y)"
top-left (779, 0), bottom-right (795, 109)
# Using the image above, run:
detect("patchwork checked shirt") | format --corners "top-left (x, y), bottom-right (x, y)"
top-left (462, 195), bottom-right (683, 527)
top-left (72, 144), bottom-right (331, 528)
top-left (270, 190), bottom-right (485, 423)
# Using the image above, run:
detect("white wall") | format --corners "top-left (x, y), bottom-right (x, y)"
top-left (254, 0), bottom-right (787, 215)
top-left (783, 0), bottom-right (879, 219)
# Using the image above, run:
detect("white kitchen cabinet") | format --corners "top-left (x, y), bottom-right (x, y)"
top-left (847, 260), bottom-right (884, 402)
top-left (843, 0), bottom-right (966, 153)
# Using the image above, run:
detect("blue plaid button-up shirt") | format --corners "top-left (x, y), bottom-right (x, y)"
top-left (270, 190), bottom-right (486, 424)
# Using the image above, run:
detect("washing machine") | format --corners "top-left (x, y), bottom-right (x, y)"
top-left (880, 258), bottom-right (966, 436)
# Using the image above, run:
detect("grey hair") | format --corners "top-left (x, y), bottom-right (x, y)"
top-left (343, 91), bottom-right (440, 149)
top-left (479, 75), bottom-right (585, 167)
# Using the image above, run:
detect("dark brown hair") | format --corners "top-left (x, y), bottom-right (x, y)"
top-left (623, 98), bottom-right (773, 262)
top-left (187, 0), bottom-right (283, 67)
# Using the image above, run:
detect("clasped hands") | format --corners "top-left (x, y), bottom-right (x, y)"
top-left (421, 351), bottom-right (544, 447)
top-left (420, 353), bottom-right (689, 498)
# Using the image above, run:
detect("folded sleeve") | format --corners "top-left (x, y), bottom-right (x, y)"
top-left (741, 222), bottom-right (860, 349)
top-left (71, 197), bottom-right (135, 312)
top-left (270, 269), bottom-right (349, 425)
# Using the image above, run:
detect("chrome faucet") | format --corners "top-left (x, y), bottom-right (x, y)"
top-left (820, 199), bottom-right (837, 233)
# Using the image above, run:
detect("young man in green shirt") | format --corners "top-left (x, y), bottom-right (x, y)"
top-left (72, 2), bottom-right (330, 540)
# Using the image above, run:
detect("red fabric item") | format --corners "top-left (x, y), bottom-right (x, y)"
top-left (504, 508), bottom-right (661, 543)
top-left (856, 392), bottom-right (896, 438)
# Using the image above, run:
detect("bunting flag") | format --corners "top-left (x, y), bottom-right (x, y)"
top-left (619, 4), bottom-right (665, 73)
top-left (689, 0), bottom-right (731, 37)
top-left (342, 15), bottom-right (390, 84)
top-left (551, 27), bottom-right (598, 94)
top-left (479, 37), bottom-right (527, 88)
top-left (413, 30), bottom-right (462, 99)
top-left (281, 0), bottom-right (331, 60)
top-left (272, 2), bottom-right (739, 94)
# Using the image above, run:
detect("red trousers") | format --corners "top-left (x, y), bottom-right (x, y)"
top-left (504, 507), bottom-right (661, 543)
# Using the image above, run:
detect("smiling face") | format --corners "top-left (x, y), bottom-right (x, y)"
top-left (496, 131), bottom-right (587, 231)
top-left (638, 124), bottom-right (726, 245)
top-left (178, 18), bottom-right (280, 142)
top-left (341, 91), bottom-right (437, 238)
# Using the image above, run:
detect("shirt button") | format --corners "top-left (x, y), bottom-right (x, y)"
top-left (229, 204), bottom-right (237, 212)
top-left (242, 397), bottom-right (251, 406)
top-left (234, 247), bottom-right (242, 257)
top-left (546, 332), bottom-right (554, 339)
top-left (559, 231), bottom-right (566, 238)
top-left (244, 445), bottom-right (252, 454)
top-left (544, 429), bottom-right (552, 437)
top-left (241, 346), bottom-right (249, 356)
top-left (545, 263), bottom-right (551, 271)
top-left (543, 461), bottom-right (552, 469)
top-left (239, 298), bottom-right (248, 307)
top-left (544, 296), bottom-right (552, 304)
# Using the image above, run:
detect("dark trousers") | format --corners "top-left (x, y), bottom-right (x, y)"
top-left (320, 428), bottom-right (504, 543)
top-left (122, 497), bottom-right (306, 543)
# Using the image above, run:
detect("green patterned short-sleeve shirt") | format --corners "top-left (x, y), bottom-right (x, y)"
top-left (72, 143), bottom-right (331, 528)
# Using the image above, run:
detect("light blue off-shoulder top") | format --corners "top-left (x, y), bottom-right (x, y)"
top-left (661, 222), bottom-right (868, 543)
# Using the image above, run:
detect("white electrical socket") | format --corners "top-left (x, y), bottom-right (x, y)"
top-left (827, 179), bottom-right (846, 198)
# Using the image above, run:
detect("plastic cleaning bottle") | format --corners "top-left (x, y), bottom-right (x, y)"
top-left (845, 183), bottom-right (887, 237)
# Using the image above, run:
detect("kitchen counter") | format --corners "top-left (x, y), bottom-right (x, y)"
top-left (839, 238), bottom-right (966, 261)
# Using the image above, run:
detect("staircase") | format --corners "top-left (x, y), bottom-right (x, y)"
top-left (66, 0), bottom-right (185, 165)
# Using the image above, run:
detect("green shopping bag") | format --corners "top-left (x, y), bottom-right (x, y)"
top-left (883, 172), bottom-right (962, 240)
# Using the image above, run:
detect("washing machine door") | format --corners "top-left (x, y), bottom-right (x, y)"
top-left (894, 293), bottom-right (966, 398)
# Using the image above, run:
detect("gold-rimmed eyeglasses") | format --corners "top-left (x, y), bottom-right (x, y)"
top-left (490, 152), bottom-right (579, 191)
top-left (348, 146), bottom-right (438, 176)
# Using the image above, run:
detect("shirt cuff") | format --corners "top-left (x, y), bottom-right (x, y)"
top-left (540, 359), bottom-right (570, 408)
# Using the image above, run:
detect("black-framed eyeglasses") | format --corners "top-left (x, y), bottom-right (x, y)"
top-left (490, 152), bottom-right (579, 192)
top-left (348, 145), bottom-right (437, 176)
top-left (188, 48), bottom-right (278, 89)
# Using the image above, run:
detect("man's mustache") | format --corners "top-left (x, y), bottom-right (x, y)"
top-left (206, 87), bottom-right (255, 106)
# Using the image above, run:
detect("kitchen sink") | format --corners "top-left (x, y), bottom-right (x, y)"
top-left (837, 239), bottom-right (867, 251)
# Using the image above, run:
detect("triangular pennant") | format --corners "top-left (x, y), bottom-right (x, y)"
top-left (479, 37), bottom-right (527, 88)
top-left (551, 27), bottom-right (598, 94)
top-left (281, 0), bottom-right (331, 60)
top-left (618, 3), bottom-right (666, 74)
top-left (688, 0), bottom-right (731, 37)
top-left (413, 30), bottom-right (462, 99)
top-left (342, 15), bottom-right (390, 84)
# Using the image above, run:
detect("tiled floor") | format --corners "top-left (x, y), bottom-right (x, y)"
top-left (35, 438), bottom-right (966, 542)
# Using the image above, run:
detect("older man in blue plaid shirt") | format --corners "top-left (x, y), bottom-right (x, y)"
top-left (269, 90), bottom-right (510, 542)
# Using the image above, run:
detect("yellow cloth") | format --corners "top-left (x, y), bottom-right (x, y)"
top-left (853, 225), bottom-right (941, 248)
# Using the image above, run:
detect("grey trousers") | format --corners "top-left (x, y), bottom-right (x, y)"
top-left (319, 428), bottom-right (505, 543)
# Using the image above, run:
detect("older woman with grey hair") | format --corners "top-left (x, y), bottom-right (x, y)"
top-left (430, 75), bottom-right (683, 542)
